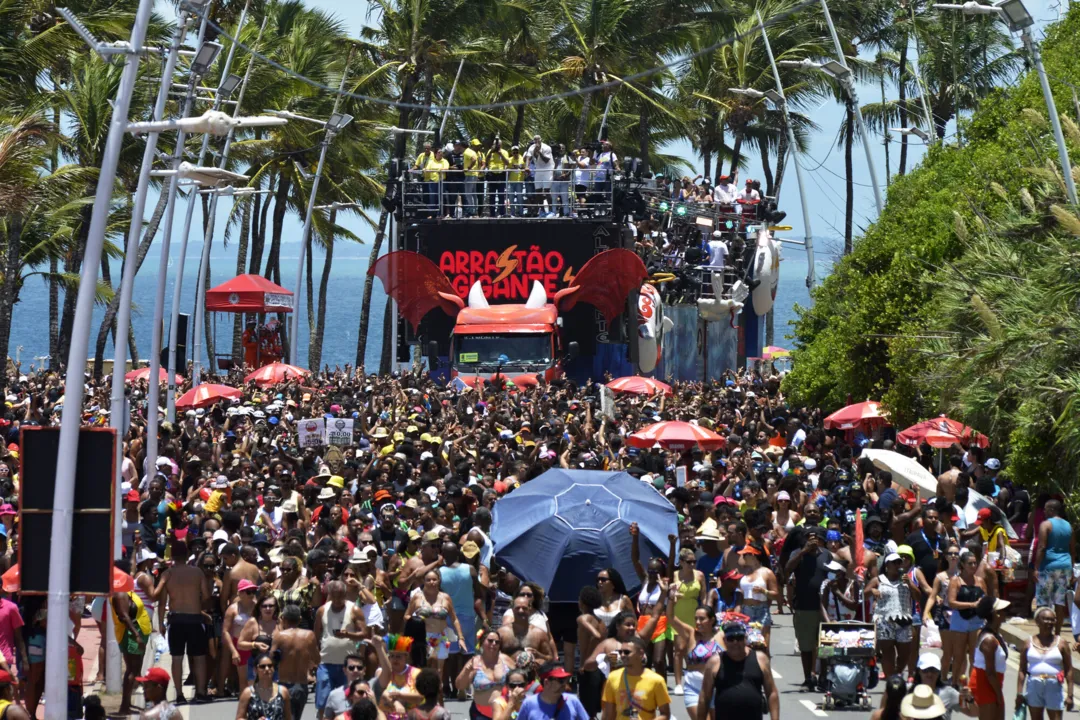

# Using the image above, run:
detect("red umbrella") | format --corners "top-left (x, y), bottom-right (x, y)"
top-left (898, 415), bottom-right (989, 449)
top-left (1, 565), bottom-right (17, 594)
top-left (606, 377), bottom-right (673, 396)
top-left (124, 367), bottom-right (182, 384)
top-left (111, 566), bottom-right (135, 593)
top-left (244, 362), bottom-right (310, 386)
top-left (175, 383), bottom-right (241, 410)
top-left (823, 400), bottom-right (889, 431)
top-left (626, 421), bottom-right (726, 451)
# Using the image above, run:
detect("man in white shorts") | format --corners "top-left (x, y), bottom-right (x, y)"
top-left (525, 135), bottom-right (553, 216)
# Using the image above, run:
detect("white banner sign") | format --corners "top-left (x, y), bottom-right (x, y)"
top-left (297, 418), bottom-right (325, 448)
top-left (264, 292), bottom-right (294, 309)
top-left (326, 418), bottom-right (354, 446)
top-left (599, 386), bottom-right (616, 420)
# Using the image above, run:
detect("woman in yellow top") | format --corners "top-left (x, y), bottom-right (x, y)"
top-left (506, 146), bottom-right (526, 217)
top-left (670, 547), bottom-right (705, 696)
top-left (423, 149), bottom-right (450, 217)
top-left (112, 582), bottom-right (153, 714)
top-left (485, 139), bottom-right (510, 217)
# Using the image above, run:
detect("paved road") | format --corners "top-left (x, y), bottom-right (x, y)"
top-left (124, 615), bottom-right (1047, 720)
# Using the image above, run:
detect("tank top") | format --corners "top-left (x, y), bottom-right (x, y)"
top-left (638, 583), bottom-right (661, 608)
top-left (686, 639), bottom-right (721, 665)
top-left (134, 572), bottom-right (155, 612)
top-left (232, 607), bottom-right (253, 639)
top-left (594, 605), bottom-right (620, 628)
top-left (320, 600), bottom-right (360, 665)
top-left (713, 650), bottom-right (764, 714)
top-left (246, 684), bottom-right (285, 720)
top-left (874, 575), bottom-right (911, 622)
top-left (439, 564), bottom-right (474, 627)
top-left (739, 574), bottom-right (767, 602)
top-left (974, 632), bottom-right (1007, 673)
top-left (675, 576), bottom-right (702, 617)
top-left (1027, 638), bottom-right (1063, 676)
top-left (1040, 518), bottom-right (1072, 571)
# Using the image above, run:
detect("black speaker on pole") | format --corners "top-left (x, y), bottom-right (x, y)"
top-left (161, 313), bottom-right (189, 372)
top-left (18, 427), bottom-right (116, 595)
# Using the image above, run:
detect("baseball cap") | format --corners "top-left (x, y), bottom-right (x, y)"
top-left (237, 579), bottom-right (257, 593)
top-left (985, 458), bottom-right (1001, 470)
top-left (976, 507), bottom-right (993, 525)
top-left (461, 541), bottom-right (481, 559)
top-left (883, 552), bottom-right (902, 564)
top-left (541, 666), bottom-right (572, 680)
top-left (917, 653), bottom-right (942, 671)
top-left (804, 458), bottom-right (817, 470)
top-left (136, 667), bottom-right (171, 686)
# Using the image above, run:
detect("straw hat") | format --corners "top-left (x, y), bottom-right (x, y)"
top-left (900, 685), bottom-right (946, 719)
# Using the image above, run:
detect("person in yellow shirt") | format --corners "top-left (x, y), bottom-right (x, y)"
top-left (601, 637), bottom-right (671, 720)
top-left (485, 138), bottom-right (510, 217)
top-left (412, 142), bottom-right (435, 213)
top-left (463, 138), bottom-right (484, 217)
top-left (507, 145), bottom-right (526, 216)
top-left (423, 148), bottom-right (450, 217)
top-left (204, 475), bottom-right (231, 515)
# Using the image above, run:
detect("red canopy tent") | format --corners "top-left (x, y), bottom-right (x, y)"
top-left (205, 274), bottom-right (293, 371)
top-left (205, 274), bottom-right (294, 313)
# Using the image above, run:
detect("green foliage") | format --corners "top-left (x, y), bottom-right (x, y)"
top-left (785, 4), bottom-right (1080, 491)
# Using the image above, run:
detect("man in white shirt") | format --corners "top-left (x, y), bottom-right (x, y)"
top-left (706, 231), bottom-right (729, 269)
top-left (737, 178), bottom-right (760, 205)
top-left (713, 174), bottom-right (738, 205)
top-left (525, 135), bottom-right (554, 215)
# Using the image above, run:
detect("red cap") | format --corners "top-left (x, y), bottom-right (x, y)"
top-left (0, 670), bottom-right (12, 685)
top-left (721, 570), bottom-right (744, 582)
top-left (542, 666), bottom-right (572, 680)
top-left (126, 489), bottom-right (141, 503)
top-left (136, 667), bottom-right (170, 685)
top-left (976, 507), bottom-right (992, 525)
top-left (237, 579), bottom-right (257, 593)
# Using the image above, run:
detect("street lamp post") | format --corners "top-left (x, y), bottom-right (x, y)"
top-left (102, 4), bottom-right (193, 695)
top-left (933, 0), bottom-right (1077, 204)
top-left (45, 1), bottom-right (155, 717)
top-left (284, 72), bottom-right (354, 367)
top-left (756, 10), bottom-right (816, 288)
top-left (817, 0), bottom-right (885, 213)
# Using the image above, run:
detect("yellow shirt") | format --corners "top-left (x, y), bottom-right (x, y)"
top-left (413, 151), bottom-right (434, 170)
top-left (507, 154), bottom-right (526, 182)
top-left (602, 668), bottom-right (671, 720)
top-left (486, 149), bottom-right (510, 170)
top-left (112, 592), bottom-right (153, 641)
top-left (205, 489), bottom-right (228, 514)
top-left (423, 156), bottom-right (449, 182)
top-left (463, 148), bottom-right (483, 177)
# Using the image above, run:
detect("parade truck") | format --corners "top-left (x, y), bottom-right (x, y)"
top-left (370, 246), bottom-right (650, 386)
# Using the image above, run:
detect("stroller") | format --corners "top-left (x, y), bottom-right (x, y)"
top-left (817, 621), bottom-right (876, 710)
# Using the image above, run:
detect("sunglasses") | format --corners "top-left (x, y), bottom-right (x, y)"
top-left (597, 576), bottom-right (610, 583)
top-left (725, 634), bottom-right (747, 642)
top-left (519, 591), bottom-right (534, 597)
top-left (508, 682), bottom-right (527, 689)
top-left (257, 664), bottom-right (274, 671)
top-left (261, 604), bottom-right (277, 610)
top-left (347, 665), bottom-right (364, 672)
top-left (618, 650), bottom-right (633, 656)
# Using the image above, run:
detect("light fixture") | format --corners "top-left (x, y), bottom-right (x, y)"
top-left (659, 200), bottom-right (670, 212)
top-left (932, 2), bottom-right (1002, 15)
top-left (127, 109), bottom-right (287, 136)
top-left (995, 0), bottom-right (1033, 30)
top-left (675, 205), bottom-right (688, 217)
top-left (764, 89), bottom-right (785, 105)
top-left (293, 160), bottom-right (313, 182)
top-left (819, 60), bottom-right (851, 82)
top-left (150, 161), bottom-right (249, 186)
top-left (730, 88), bottom-right (765, 99)
top-left (190, 41), bottom-right (222, 76)
top-left (889, 126), bottom-right (930, 142)
top-left (326, 113), bottom-right (354, 132)
top-left (219, 73), bottom-right (242, 97)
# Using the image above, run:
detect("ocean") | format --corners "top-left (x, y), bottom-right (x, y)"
top-left (9, 234), bottom-right (834, 371)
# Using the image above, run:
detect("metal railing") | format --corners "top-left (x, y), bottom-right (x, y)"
top-left (401, 167), bottom-right (615, 219)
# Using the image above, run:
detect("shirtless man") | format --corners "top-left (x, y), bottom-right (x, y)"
top-left (220, 543), bottom-right (263, 613)
top-left (497, 596), bottom-right (557, 672)
top-left (137, 667), bottom-right (183, 720)
top-left (154, 539), bottom-right (212, 703)
top-left (936, 455), bottom-right (963, 504)
top-left (272, 604), bottom-right (320, 720)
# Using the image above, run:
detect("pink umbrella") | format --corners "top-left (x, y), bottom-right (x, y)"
top-left (823, 400), bottom-right (889, 431)
top-left (244, 362), bottom-right (310, 386)
top-left (606, 376), bottom-right (673, 396)
top-left (124, 367), bottom-right (182, 384)
top-left (898, 415), bottom-right (989, 449)
top-left (175, 384), bottom-right (241, 410)
top-left (626, 421), bottom-right (726, 451)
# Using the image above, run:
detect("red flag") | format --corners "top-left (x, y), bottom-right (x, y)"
top-left (854, 510), bottom-right (865, 572)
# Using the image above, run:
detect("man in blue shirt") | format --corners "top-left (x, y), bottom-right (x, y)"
top-left (518, 663), bottom-right (589, 720)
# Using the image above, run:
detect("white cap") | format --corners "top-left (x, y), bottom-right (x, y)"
top-left (824, 559), bottom-right (844, 572)
top-left (985, 458), bottom-right (1001, 470)
top-left (136, 547), bottom-right (158, 564)
top-left (804, 458), bottom-right (817, 470)
top-left (917, 653), bottom-right (942, 671)
top-left (884, 552), bottom-right (902, 564)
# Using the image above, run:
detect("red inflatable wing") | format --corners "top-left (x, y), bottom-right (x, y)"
top-left (553, 248), bottom-right (648, 323)
top-left (368, 251), bottom-right (465, 332)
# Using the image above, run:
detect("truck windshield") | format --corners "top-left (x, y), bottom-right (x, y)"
top-left (455, 334), bottom-right (552, 368)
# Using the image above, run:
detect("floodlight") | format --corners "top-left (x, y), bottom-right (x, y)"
top-left (764, 89), bottom-right (785, 105)
top-left (995, 0), bottom-right (1033, 31)
top-left (327, 113), bottom-right (354, 132)
top-left (820, 60), bottom-right (851, 82)
top-left (889, 126), bottom-right (930, 142)
top-left (219, 73), bottom-right (242, 97)
top-left (190, 42), bottom-right (222, 76)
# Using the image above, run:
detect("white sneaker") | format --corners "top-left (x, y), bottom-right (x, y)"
top-left (673, 684), bottom-right (684, 696)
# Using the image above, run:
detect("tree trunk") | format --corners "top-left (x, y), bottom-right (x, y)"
top-left (765, 308), bottom-right (774, 346)
top-left (844, 100), bottom-right (854, 255)
top-left (0, 216), bottom-right (24, 392)
top-left (100, 252), bottom-right (114, 359)
top-left (512, 104), bottom-right (526, 147)
top-left (304, 228), bottom-right (314, 352)
top-left (760, 142), bottom-right (774, 197)
top-left (638, 102), bottom-right (650, 175)
top-left (356, 209), bottom-right (390, 368)
top-left (310, 209), bottom-right (335, 370)
top-left (729, 131), bottom-right (743, 176)
top-left (203, 258), bottom-right (215, 371)
top-left (774, 126), bottom-right (789, 199)
top-left (249, 170), bottom-right (271, 274)
top-left (574, 86), bottom-right (595, 149)
top-left (898, 39), bottom-right (909, 176)
top-left (48, 255), bottom-right (59, 369)
top-left (232, 198), bottom-right (251, 363)
top-left (93, 188), bottom-right (171, 378)
top-left (265, 172), bottom-right (290, 284)
top-left (57, 203), bottom-right (93, 364)
top-left (702, 142), bottom-right (712, 184)
top-left (127, 323), bottom-right (139, 369)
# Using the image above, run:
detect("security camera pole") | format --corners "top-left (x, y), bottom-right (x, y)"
top-left (45, 1), bottom-right (154, 717)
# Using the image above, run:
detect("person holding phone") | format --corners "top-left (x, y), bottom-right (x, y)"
top-left (784, 524), bottom-right (829, 689)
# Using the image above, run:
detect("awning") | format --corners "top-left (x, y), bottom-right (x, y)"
top-left (205, 274), bottom-right (294, 313)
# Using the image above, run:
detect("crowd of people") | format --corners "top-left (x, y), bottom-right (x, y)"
top-left (0, 357), bottom-right (1077, 720)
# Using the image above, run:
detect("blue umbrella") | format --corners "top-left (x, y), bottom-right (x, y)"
top-left (491, 469), bottom-right (677, 603)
